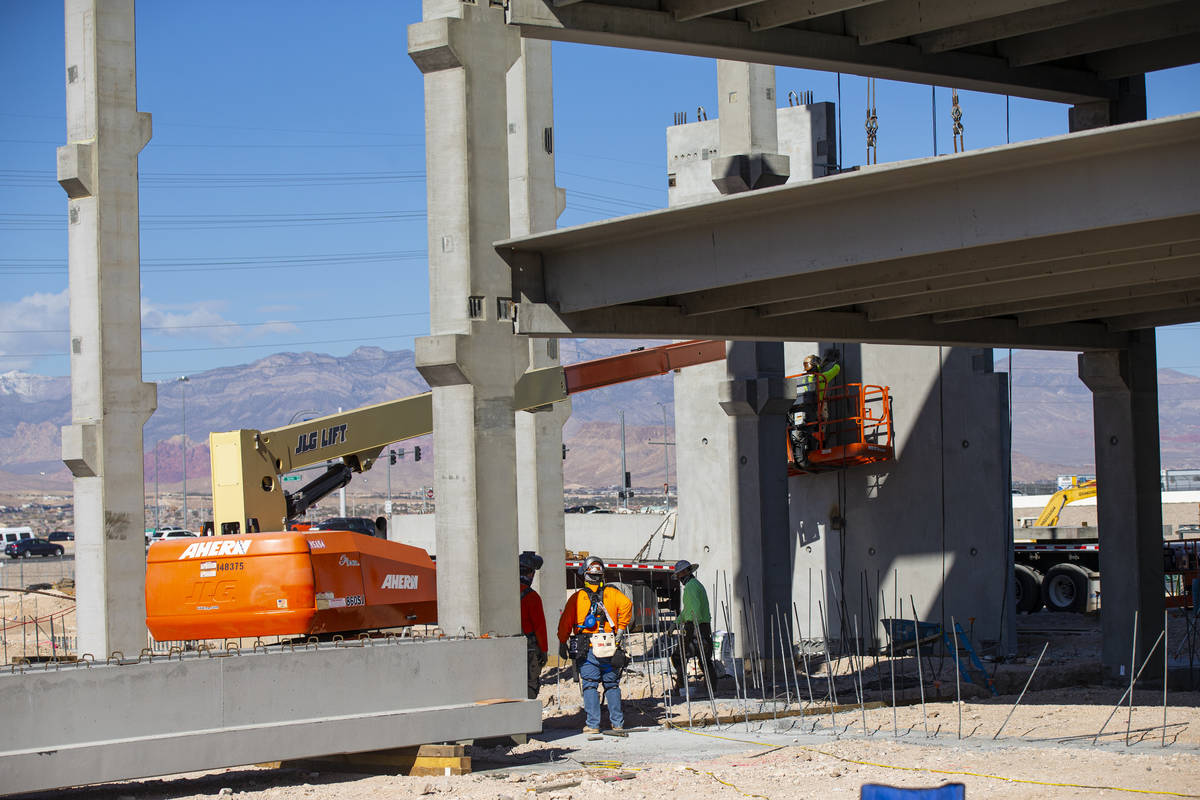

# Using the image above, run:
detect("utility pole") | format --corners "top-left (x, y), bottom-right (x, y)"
top-left (649, 401), bottom-right (673, 511)
top-left (178, 376), bottom-right (189, 529)
top-left (619, 410), bottom-right (629, 509)
top-left (153, 442), bottom-right (159, 530)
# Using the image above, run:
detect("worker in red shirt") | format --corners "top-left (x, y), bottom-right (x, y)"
top-left (519, 551), bottom-right (548, 700)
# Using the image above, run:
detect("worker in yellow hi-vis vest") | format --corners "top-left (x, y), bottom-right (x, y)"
top-left (790, 349), bottom-right (840, 467)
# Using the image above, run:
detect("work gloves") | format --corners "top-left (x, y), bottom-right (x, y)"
top-left (559, 642), bottom-right (569, 660)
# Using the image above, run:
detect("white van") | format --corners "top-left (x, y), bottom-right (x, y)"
top-left (0, 527), bottom-right (34, 546)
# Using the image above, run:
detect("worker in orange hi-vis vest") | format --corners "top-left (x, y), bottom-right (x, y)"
top-left (519, 551), bottom-right (548, 700)
top-left (557, 556), bottom-right (633, 735)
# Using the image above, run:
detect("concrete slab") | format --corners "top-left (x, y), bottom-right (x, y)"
top-left (0, 637), bottom-right (539, 795)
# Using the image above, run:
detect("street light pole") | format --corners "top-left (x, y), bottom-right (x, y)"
top-left (154, 442), bottom-right (160, 530)
top-left (658, 401), bottom-right (671, 511)
top-left (178, 376), bottom-right (189, 529)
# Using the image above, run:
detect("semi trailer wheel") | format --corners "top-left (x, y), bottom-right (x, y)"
top-left (1014, 564), bottom-right (1044, 614)
top-left (1041, 563), bottom-right (1090, 613)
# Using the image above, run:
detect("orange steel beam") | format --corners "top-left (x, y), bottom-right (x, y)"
top-left (563, 340), bottom-right (726, 395)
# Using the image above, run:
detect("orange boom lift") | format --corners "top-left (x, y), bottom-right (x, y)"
top-left (146, 340), bottom-right (894, 641)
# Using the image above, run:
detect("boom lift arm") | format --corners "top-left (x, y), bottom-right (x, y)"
top-left (210, 340), bottom-right (726, 534)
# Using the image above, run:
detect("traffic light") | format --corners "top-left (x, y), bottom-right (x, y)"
top-left (389, 451), bottom-right (396, 465)
top-left (414, 446), bottom-right (422, 462)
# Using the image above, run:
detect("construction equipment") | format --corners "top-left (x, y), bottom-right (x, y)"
top-left (785, 380), bottom-right (894, 475)
top-left (1033, 477), bottom-right (1097, 526)
top-left (146, 529), bottom-right (436, 641)
top-left (208, 340), bottom-right (726, 536)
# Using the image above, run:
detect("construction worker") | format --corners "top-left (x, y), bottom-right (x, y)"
top-left (670, 559), bottom-right (716, 694)
top-left (557, 556), bottom-right (633, 735)
top-left (519, 551), bottom-right (548, 700)
top-left (790, 349), bottom-right (841, 468)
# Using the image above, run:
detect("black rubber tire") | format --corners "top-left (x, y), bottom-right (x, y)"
top-left (54, 546), bottom-right (64, 556)
top-left (22, 550), bottom-right (32, 559)
top-left (1041, 563), bottom-right (1090, 613)
top-left (1015, 564), bottom-right (1044, 614)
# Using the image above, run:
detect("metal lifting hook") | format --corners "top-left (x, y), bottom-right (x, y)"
top-left (951, 88), bottom-right (965, 153)
top-left (697, 105), bottom-right (708, 121)
top-left (865, 78), bottom-right (879, 165)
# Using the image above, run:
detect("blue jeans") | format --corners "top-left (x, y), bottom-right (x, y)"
top-left (578, 649), bottom-right (623, 729)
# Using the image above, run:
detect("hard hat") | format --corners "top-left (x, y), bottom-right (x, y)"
top-left (518, 550), bottom-right (544, 573)
top-left (803, 354), bottom-right (820, 371)
top-left (580, 555), bottom-right (605, 580)
top-left (673, 559), bottom-right (698, 579)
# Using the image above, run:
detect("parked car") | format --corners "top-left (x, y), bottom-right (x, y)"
top-left (5, 538), bottom-right (65, 559)
top-left (47, 530), bottom-right (74, 542)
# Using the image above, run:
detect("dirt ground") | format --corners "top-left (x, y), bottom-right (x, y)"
top-left (12, 608), bottom-right (1200, 800)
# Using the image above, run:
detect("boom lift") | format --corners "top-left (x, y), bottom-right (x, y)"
top-left (147, 340), bottom-right (897, 642)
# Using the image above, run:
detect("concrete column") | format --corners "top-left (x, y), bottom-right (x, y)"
top-left (717, 62), bottom-right (792, 651)
top-left (409, 3), bottom-right (526, 636)
top-left (508, 38), bottom-right (569, 626)
top-left (58, 0), bottom-right (157, 658)
top-left (711, 61), bottom-right (789, 194)
top-left (720, 343), bottom-right (793, 650)
top-left (1079, 332), bottom-right (1164, 679)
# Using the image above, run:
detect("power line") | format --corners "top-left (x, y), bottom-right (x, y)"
top-left (0, 311), bottom-right (429, 335)
top-left (0, 332), bottom-right (428, 359)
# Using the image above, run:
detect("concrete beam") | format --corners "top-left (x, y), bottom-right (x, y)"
top-left (747, 0), bottom-right (888, 32)
top-left (998, 2), bottom-right (1200, 67)
top-left (666, 0), bottom-right (762, 22)
top-left (500, 114), bottom-right (1200, 320)
top-left (1086, 32), bottom-right (1200, 79)
top-left (507, 0), bottom-right (1115, 103)
top-left (914, 0), bottom-right (1179, 54)
top-left (844, 0), bottom-right (1067, 45)
top-left (679, 219), bottom-right (1200, 316)
top-left (757, 237), bottom-right (1200, 319)
top-left (1019, 285), bottom-right (1200, 327)
top-left (60, 0), bottom-right (157, 659)
top-left (0, 638), bottom-right (539, 795)
top-left (1079, 337), bottom-right (1164, 679)
top-left (515, 301), bottom-right (1130, 350)
top-left (865, 251), bottom-right (1200, 321)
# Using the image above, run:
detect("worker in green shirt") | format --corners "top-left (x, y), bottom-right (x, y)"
top-left (670, 559), bottom-right (716, 694)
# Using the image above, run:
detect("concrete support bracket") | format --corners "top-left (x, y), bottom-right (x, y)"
top-left (711, 153), bottom-right (791, 194)
top-left (61, 421), bottom-right (98, 478)
top-left (408, 7), bottom-right (520, 76)
top-left (56, 142), bottom-right (94, 198)
top-left (718, 376), bottom-right (794, 417)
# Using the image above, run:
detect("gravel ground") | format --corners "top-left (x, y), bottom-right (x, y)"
top-left (13, 607), bottom-right (1200, 800)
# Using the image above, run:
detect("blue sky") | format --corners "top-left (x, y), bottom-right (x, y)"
top-left (2, 2), bottom-right (1199, 384)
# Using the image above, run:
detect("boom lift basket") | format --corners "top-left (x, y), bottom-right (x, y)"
top-left (786, 382), bottom-right (894, 475)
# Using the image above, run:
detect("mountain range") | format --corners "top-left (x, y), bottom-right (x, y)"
top-left (2, 344), bottom-right (1198, 495)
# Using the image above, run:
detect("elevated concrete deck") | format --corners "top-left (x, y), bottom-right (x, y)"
top-left (504, 112), bottom-right (1200, 350)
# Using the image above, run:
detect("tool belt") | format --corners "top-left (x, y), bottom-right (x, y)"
top-left (589, 632), bottom-right (617, 658)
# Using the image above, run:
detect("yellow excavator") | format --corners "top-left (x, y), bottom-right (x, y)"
top-left (1033, 477), bottom-right (1097, 527)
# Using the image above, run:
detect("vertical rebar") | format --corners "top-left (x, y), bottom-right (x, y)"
top-left (692, 621), bottom-right (720, 723)
top-left (854, 615), bottom-right (867, 734)
top-left (1094, 630), bottom-right (1164, 745)
top-left (678, 624), bottom-right (693, 727)
top-left (882, 589), bottom-right (897, 738)
top-left (995, 641), bottom-right (1048, 740)
top-left (775, 607), bottom-right (792, 706)
top-left (909, 596), bottom-right (929, 738)
top-left (769, 615), bottom-right (780, 726)
top-left (782, 602), bottom-right (802, 708)
top-left (818, 600), bottom-right (839, 738)
top-left (1127, 610), bottom-right (1139, 747)
top-left (1163, 608), bottom-right (1170, 748)
top-left (794, 601), bottom-right (815, 707)
top-left (951, 616), bottom-right (962, 740)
